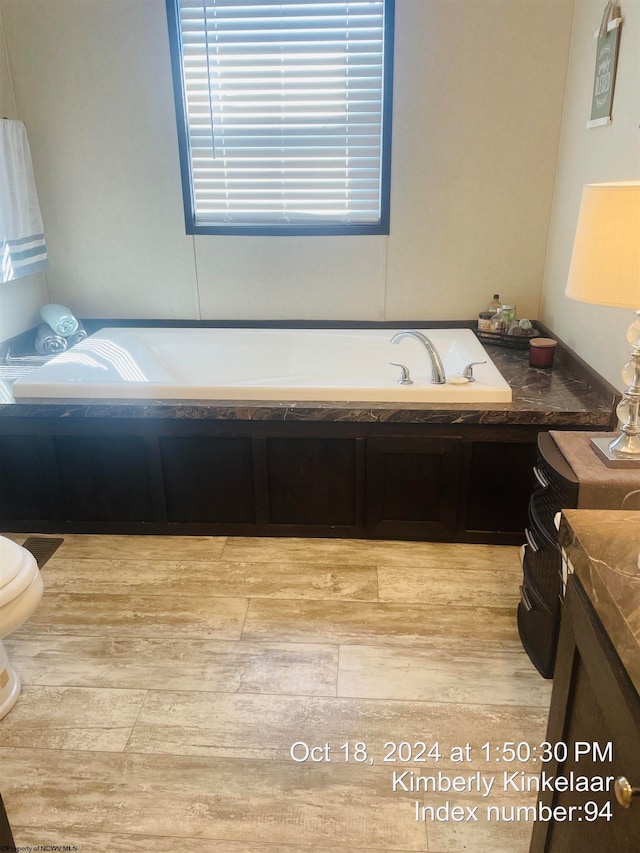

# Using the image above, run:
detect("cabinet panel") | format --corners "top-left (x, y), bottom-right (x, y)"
top-left (266, 437), bottom-right (357, 526)
top-left (466, 441), bottom-right (536, 532)
top-left (0, 794), bottom-right (14, 851)
top-left (160, 436), bottom-right (255, 523)
top-left (530, 577), bottom-right (640, 851)
top-left (0, 435), bottom-right (51, 521)
top-left (366, 436), bottom-right (462, 538)
top-left (52, 435), bottom-right (153, 523)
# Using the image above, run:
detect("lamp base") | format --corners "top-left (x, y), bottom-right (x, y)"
top-left (591, 436), bottom-right (640, 468)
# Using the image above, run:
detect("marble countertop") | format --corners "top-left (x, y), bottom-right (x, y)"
top-left (560, 509), bottom-right (640, 697)
top-left (0, 342), bottom-right (615, 425)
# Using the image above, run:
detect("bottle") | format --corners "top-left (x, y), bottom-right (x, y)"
top-left (487, 294), bottom-right (501, 313)
top-left (489, 309), bottom-right (504, 333)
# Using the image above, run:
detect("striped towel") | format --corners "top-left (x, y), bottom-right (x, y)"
top-left (0, 119), bottom-right (48, 283)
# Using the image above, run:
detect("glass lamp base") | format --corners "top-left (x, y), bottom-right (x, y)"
top-left (595, 313), bottom-right (640, 468)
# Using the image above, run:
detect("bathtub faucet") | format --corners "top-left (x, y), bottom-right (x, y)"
top-left (390, 330), bottom-right (446, 384)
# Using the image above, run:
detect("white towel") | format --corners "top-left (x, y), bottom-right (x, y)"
top-left (0, 119), bottom-right (48, 283)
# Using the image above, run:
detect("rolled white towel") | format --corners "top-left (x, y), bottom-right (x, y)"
top-left (35, 323), bottom-right (68, 355)
top-left (67, 321), bottom-right (87, 347)
top-left (40, 303), bottom-right (79, 337)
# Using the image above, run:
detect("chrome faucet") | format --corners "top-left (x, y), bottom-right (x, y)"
top-left (390, 330), bottom-right (446, 384)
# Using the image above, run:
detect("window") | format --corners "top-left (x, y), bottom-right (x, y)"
top-left (166, 0), bottom-right (394, 235)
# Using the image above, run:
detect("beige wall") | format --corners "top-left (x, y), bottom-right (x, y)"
top-left (540, 0), bottom-right (640, 390)
top-left (0, 5), bottom-right (48, 342)
top-left (0, 0), bottom-right (573, 329)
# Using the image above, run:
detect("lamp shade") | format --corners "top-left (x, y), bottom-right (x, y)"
top-left (565, 181), bottom-right (640, 308)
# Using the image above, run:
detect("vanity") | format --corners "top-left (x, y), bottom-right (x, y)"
top-left (529, 510), bottom-right (640, 851)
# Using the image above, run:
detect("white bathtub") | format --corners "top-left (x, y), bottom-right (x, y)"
top-left (12, 327), bottom-right (513, 403)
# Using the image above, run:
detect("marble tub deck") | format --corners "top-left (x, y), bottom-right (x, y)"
top-left (0, 343), bottom-right (616, 426)
top-left (1, 534), bottom-right (552, 852)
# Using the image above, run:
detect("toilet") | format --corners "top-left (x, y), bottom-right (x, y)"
top-left (0, 536), bottom-right (43, 719)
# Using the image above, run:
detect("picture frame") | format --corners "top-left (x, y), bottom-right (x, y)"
top-left (587, 0), bottom-right (622, 128)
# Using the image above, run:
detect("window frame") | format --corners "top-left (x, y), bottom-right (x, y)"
top-left (165, 0), bottom-right (395, 236)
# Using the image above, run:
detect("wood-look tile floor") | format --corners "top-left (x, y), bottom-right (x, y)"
top-left (1, 534), bottom-right (552, 852)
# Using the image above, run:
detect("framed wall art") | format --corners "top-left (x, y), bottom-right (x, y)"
top-left (587, 0), bottom-right (623, 128)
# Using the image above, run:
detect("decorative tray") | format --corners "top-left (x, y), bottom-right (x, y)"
top-left (474, 330), bottom-right (535, 350)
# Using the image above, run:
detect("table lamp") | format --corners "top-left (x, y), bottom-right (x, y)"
top-left (565, 181), bottom-right (640, 467)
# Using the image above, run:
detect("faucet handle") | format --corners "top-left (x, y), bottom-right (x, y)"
top-left (462, 361), bottom-right (486, 382)
top-left (390, 362), bottom-right (413, 385)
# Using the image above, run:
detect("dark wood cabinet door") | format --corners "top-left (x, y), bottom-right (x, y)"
top-left (160, 436), bottom-right (255, 523)
top-left (466, 439), bottom-right (537, 533)
top-left (0, 794), bottom-right (14, 850)
top-left (265, 436), bottom-right (359, 527)
top-left (365, 436), bottom-right (462, 539)
top-left (0, 435), bottom-right (52, 521)
top-left (53, 435), bottom-right (154, 523)
top-left (530, 576), bottom-right (640, 852)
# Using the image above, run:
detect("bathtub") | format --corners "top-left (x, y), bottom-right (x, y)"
top-left (12, 326), bottom-right (513, 403)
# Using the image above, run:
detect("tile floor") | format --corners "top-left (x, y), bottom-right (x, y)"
top-left (1, 534), bottom-right (552, 852)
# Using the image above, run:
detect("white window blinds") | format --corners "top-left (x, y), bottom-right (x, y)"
top-left (171, 0), bottom-right (392, 233)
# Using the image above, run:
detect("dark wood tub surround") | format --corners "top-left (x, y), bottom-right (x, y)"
top-left (0, 323), bottom-right (618, 544)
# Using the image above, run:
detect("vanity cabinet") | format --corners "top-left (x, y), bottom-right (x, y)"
top-left (529, 574), bottom-right (640, 852)
top-left (518, 432), bottom-right (579, 677)
top-left (0, 795), bottom-right (14, 850)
